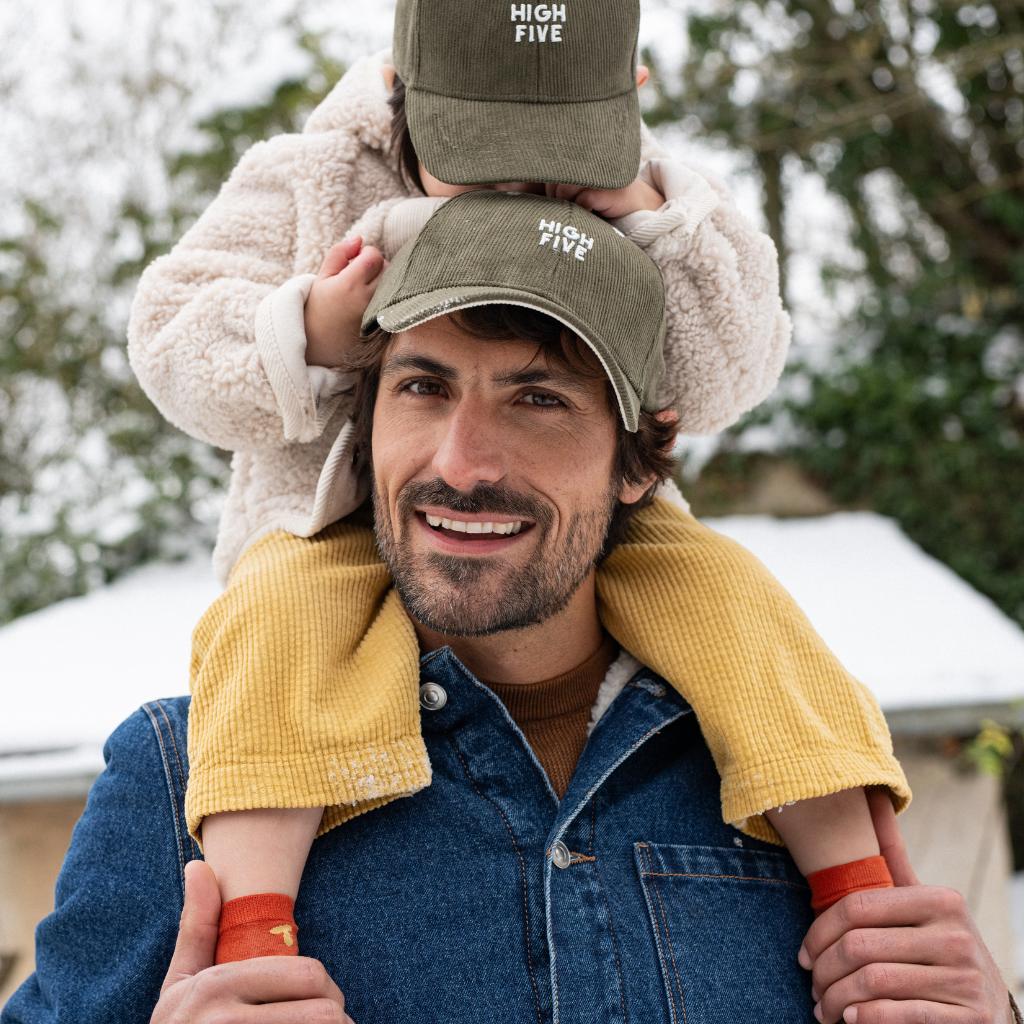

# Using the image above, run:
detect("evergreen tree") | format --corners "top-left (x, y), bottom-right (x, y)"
top-left (648, 0), bottom-right (1024, 625)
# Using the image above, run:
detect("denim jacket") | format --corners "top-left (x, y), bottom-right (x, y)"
top-left (4, 649), bottom-right (815, 1023)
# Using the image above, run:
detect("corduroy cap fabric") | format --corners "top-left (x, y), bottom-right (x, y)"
top-left (361, 190), bottom-right (666, 432)
top-left (393, 0), bottom-right (642, 189)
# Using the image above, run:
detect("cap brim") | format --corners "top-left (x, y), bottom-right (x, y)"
top-left (407, 89), bottom-right (641, 190)
top-left (373, 285), bottom-right (641, 431)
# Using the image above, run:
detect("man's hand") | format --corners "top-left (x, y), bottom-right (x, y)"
top-left (152, 860), bottom-right (355, 1023)
top-left (304, 236), bottom-right (387, 369)
top-left (799, 789), bottom-right (1014, 1024)
top-left (544, 179), bottom-right (664, 220)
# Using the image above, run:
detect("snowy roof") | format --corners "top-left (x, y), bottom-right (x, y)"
top-left (2, 512), bottom-right (1023, 799)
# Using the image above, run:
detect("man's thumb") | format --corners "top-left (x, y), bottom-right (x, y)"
top-left (867, 787), bottom-right (919, 887)
top-left (161, 860), bottom-right (222, 992)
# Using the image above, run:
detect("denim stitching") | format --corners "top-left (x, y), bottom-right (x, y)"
top-left (637, 845), bottom-right (679, 1024)
top-left (591, 822), bottom-right (630, 1024)
top-left (567, 853), bottom-right (596, 864)
top-left (143, 702), bottom-right (188, 899)
top-left (649, 874), bottom-right (689, 1024)
top-left (449, 738), bottom-right (545, 1024)
top-left (641, 871), bottom-right (804, 889)
top-left (637, 843), bottom-right (691, 1024)
top-left (153, 700), bottom-right (201, 860)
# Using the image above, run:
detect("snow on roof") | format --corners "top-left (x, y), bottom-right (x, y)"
top-left (2, 512), bottom-right (1023, 797)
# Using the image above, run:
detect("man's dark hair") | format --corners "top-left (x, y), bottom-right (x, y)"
top-left (344, 305), bottom-right (677, 553)
top-left (388, 73), bottom-right (425, 194)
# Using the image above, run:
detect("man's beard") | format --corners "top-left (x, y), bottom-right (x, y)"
top-left (374, 477), bottom-right (618, 638)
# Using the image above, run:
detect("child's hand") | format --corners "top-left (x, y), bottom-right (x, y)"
top-left (304, 237), bottom-right (387, 368)
top-left (545, 178), bottom-right (664, 220)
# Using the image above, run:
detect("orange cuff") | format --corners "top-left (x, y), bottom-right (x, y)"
top-left (807, 855), bottom-right (894, 913)
top-left (215, 892), bottom-right (299, 963)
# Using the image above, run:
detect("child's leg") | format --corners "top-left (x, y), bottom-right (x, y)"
top-left (596, 494), bottom-right (908, 905)
top-left (768, 789), bottom-right (893, 912)
top-left (203, 807), bottom-right (322, 962)
top-left (187, 522), bottom-right (426, 962)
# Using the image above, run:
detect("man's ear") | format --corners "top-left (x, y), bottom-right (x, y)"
top-left (636, 64), bottom-right (650, 89)
top-left (381, 63), bottom-right (397, 92)
top-left (617, 475), bottom-right (654, 506)
top-left (616, 409), bottom-right (679, 506)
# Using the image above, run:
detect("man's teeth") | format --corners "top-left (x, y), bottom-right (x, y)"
top-left (424, 514), bottom-right (523, 536)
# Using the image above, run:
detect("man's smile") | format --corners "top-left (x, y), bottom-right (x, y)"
top-left (414, 508), bottom-right (537, 554)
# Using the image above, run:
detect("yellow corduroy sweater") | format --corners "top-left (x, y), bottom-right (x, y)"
top-left (188, 496), bottom-right (911, 845)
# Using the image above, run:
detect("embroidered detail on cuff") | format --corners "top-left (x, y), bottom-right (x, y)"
top-left (255, 273), bottom-right (353, 443)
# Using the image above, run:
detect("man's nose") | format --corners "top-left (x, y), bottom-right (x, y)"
top-left (430, 401), bottom-right (507, 492)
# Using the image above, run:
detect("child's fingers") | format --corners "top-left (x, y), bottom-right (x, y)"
top-left (552, 183), bottom-right (585, 202)
top-left (317, 238), bottom-right (363, 278)
top-left (346, 245), bottom-right (386, 284)
top-left (573, 189), bottom-right (602, 212)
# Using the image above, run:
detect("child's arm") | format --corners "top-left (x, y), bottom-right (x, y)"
top-left (556, 156), bottom-right (790, 437)
top-left (127, 134), bottom-right (398, 454)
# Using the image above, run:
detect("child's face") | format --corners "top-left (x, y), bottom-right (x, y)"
top-left (417, 166), bottom-right (546, 199)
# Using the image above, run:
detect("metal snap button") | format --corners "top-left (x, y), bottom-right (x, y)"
top-left (419, 682), bottom-right (448, 711)
top-left (550, 840), bottom-right (572, 869)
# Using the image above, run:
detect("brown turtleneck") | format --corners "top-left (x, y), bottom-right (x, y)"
top-left (485, 635), bottom-right (618, 798)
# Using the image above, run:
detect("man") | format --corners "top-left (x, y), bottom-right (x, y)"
top-left (4, 193), bottom-right (1016, 1024)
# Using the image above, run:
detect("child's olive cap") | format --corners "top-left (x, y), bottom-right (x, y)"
top-left (393, 0), bottom-right (642, 190)
top-left (361, 190), bottom-right (666, 432)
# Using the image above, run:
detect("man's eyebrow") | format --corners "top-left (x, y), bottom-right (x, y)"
top-left (380, 354), bottom-right (457, 380)
top-left (492, 366), bottom-right (594, 396)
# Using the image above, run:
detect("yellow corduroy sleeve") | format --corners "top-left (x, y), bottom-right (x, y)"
top-left (597, 496), bottom-right (911, 845)
top-left (186, 523), bottom-right (426, 843)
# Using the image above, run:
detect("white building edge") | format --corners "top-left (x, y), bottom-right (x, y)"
top-left (2, 511), bottom-right (1023, 802)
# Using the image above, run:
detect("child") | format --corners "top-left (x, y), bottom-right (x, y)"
top-left (127, 1), bottom-right (909, 964)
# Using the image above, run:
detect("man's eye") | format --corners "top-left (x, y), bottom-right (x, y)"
top-left (400, 379), bottom-right (444, 397)
top-left (520, 391), bottom-right (565, 409)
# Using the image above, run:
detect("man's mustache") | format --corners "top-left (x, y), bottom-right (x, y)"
top-left (397, 478), bottom-right (553, 525)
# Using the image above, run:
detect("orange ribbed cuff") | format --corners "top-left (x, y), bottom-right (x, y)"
top-left (215, 893), bottom-right (299, 963)
top-left (807, 855), bottom-right (894, 913)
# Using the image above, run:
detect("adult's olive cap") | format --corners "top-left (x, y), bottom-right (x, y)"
top-left (361, 190), bottom-right (666, 432)
top-left (393, 0), bottom-right (642, 189)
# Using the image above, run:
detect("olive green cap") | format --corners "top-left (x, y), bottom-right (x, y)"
top-left (393, 0), bottom-right (642, 189)
top-left (361, 191), bottom-right (666, 431)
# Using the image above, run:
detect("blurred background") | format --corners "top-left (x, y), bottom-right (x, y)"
top-left (1, 0), bottom-right (1023, 1005)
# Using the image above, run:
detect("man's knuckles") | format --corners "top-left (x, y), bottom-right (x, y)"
top-left (851, 998), bottom-right (943, 1024)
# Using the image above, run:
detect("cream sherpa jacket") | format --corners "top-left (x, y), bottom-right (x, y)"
top-left (128, 49), bottom-right (790, 582)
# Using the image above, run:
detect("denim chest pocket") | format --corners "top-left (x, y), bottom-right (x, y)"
top-left (635, 842), bottom-right (816, 1023)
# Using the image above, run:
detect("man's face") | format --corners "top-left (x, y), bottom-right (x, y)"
top-left (371, 315), bottom-right (644, 638)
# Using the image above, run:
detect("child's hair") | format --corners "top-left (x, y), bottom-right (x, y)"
top-left (388, 73), bottom-right (425, 194)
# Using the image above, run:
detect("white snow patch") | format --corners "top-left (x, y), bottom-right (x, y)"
top-left (2, 512), bottom-right (1023, 800)
top-left (708, 514), bottom-right (1024, 713)
top-left (0, 558), bottom-right (218, 758)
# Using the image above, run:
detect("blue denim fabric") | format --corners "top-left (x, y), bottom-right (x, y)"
top-left (4, 650), bottom-right (815, 1023)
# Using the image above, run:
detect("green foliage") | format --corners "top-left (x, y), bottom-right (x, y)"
top-left (647, 0), bottom-right (1024, 628)
top-left (0, 33), bottom-right (345, 625)
top-left (963, 719), bottom-right (1018, 778)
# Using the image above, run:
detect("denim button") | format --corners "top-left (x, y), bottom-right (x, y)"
top-left (550, 840), bottom-right (571, 869)
top-left (419, 682), bottom-right (448, 711)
